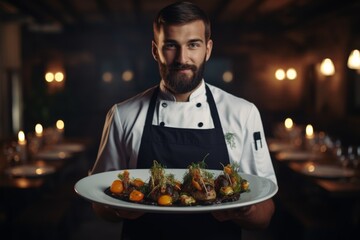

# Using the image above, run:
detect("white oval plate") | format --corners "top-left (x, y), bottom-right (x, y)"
top-left (74, 169), bottom-right (278, 213)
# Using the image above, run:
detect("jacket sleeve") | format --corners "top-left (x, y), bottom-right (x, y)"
top-left (89, 105), bottom-right (129, 175)
top-left (239, 104), bottom-right (277, 185)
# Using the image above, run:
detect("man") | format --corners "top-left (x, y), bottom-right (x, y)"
top-left (90, 1), bottom-right (277, 239)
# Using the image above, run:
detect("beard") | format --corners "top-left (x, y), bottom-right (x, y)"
top-left (158, 57), bottom-right (206, 94)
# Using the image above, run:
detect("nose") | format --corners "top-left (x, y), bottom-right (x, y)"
top-left (175, 46), bottom-right (189, 64)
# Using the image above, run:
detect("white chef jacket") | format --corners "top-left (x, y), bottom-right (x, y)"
top-left (90, 80), bottom-right (277, 184)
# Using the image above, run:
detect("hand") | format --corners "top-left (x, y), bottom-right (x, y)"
top-left (211, 199), bottom-right (275, 230)
top-left (113, 207), bottom-right (144, 219)
top-left (92, 203), bottom-right (144, 222)
top-left (211, 205), bottom-right (255, 222)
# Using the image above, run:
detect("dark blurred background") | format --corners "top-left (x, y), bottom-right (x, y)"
top-left (1, 0), bottom-right (359, 145)
top-left (1, 1), bottom-right (360, 239)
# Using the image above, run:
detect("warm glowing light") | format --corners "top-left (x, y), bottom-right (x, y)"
top-left (222, 71), bottom-right (233, 83)
top-left (305, 124), bottom-right (314, 139)
top-left (122, 70), bottom-right (134, 81)
top-left (347, 49), bottom-right (360, 70)
top-left (102, 72), bottom-right (113, 83)
top-left (284, 118), bottom-right (293, 130)
top-left (58, 152), bottom-right (67, 159)
top-left (54, 72), bottom-right (64, 82)
top-left (275, 69), bottom-right (285, 80)
top-left (16, 178), bottom-right (31, 188)
top-left (45, 72), bottom-right (54, 82)
top-left (307, 164), bottom-right (315, 172)
top-left (36, 168), bottom-right (44, 175)
top-left (320, 145), bottom-right (327, 153)
top-left (18, 130), bottom-right (26, 144)
top-left (320, 58), bottom-right (335, 76)
top-left (35, 124), bottom-right (43, 137)
top-left (56, 120), bottom-right (64, 130)
top-left (286, 68), bottom-right (297, 80)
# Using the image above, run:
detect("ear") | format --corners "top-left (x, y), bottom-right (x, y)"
top-left (205, 39), bottom-right (213, 62)
top-left (152, 41), bottom-right (158, 61)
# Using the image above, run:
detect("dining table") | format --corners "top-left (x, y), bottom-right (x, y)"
top-left (267, 137), bottom-right (360, 239)
top-left (0, 137), bottom-right (92, 239)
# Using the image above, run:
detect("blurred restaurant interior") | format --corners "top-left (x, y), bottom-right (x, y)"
top-left (0, 0), bottom-right (360, 239)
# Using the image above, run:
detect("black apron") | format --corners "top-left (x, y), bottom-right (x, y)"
top-left (121, 85), bottom-right (242, 240)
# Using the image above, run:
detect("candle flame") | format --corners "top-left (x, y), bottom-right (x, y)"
top-left (35, 124), bottom-right (43, 136)
top-left (284, 118), bottom-right (293, 129)
top-left (18, 131), bottom-right (25, 142)
top-left (56, 120), bottom-right (64, 130)
top-left (305, 124), bottom-right (314, 138)
top-left (307, 164), bottom-right (315, 172)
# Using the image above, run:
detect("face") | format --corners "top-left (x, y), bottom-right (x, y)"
top-left (152, 20), bottom-right (213, 94)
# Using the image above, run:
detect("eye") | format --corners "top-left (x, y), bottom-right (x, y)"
top-left (188, 42), bottom-right (201, 49)
top-left (164, 43), bottom-right (177, 49)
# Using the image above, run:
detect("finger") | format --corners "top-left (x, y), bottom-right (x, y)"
top-left (212, 210), bottom-right (233, 222)
top-left (238, 206), bottom-right (251, 212)
top-left (114, 209), bottom-right (144, 219)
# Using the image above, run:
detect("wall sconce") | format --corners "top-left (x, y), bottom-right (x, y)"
top-left (275, 69), bottom-right (285, 80)
top-left (102, 71), bottom-right (113, 83)
top-left (286, 68), bottom-right (297, 80)
top-left (320, 58), bottom-right (335, 76)
top-left (45, 59), bottom-right (65, 94)
top-left (122, 70), bottom-right (134, 82)
top-left (347, 49), bottom-right (360, 70)
top-left (275, 68), bottom-right (297, 80)
top-left (45, 72), bottom-right (64, 83)
top-left (222, 70), bottom-right (233, 83)
top-left (45, 70), bottom-right (65, 93)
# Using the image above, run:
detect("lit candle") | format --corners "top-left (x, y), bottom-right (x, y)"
top-left (35, 123), bottom-right (43, 137)
top-left (284, 118), bottom-right (293, 131)
top-left (17, 130), bottom-right (27, 162)
top-left (56, 120), bottom-right (64, 132)
top-left (18, 130), bottom-right (26, 145)
top-left (305, 124), bottom-right (314, 139)
top-left (56, 120), bottom-right (64, 142)
top-left (306, 163), bottom-right (315, 173)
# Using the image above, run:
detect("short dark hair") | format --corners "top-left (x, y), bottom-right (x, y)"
top-left (153, 1), bottom-right (211, 42)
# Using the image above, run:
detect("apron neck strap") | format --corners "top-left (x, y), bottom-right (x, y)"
top-left (205, 84), bottom-right (222, 129)
top-left (144, 85), bottom-right (159, 126)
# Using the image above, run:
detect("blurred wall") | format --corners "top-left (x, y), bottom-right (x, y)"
top-left (0, 23), bottom-right (22, 140)
top-left (1, 9), bottom-right (358, 148)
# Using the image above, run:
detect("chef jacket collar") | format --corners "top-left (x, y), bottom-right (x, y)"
top-left (159, 79), bottom-right (207, 102)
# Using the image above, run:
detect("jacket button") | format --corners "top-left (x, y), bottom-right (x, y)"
top-left (198, 122), bottom-right (203, 127)
top-left (160, 122), bottom-right (165, 126)
top-left (196, 103), bottom-right (202, 108)
top-left (161, 102), bottom-right (168, 108)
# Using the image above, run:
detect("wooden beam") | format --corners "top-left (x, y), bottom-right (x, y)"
top-left (58, 0), bottom-right (84, 25)
top-left (0, 0), bottom-right (46, 23)
top-left (209, 0), bottom-right (231, 22)
top-left (235, 0), bottom-right (266, 21)
top-left (132, 0), bottom-right (143, 24)
top-left (95, 0), bottom-right (115, 24)
top-left (34, 0), bottom-right (69, 25)
top-left (233, 0), bottom-right (358, 34)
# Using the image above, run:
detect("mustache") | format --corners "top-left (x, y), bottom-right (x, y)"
top-left (169, 63), bottom-right (197, 71)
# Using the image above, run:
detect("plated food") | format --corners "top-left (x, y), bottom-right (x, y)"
top-left (105, 161), bottom-right (250, 206)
